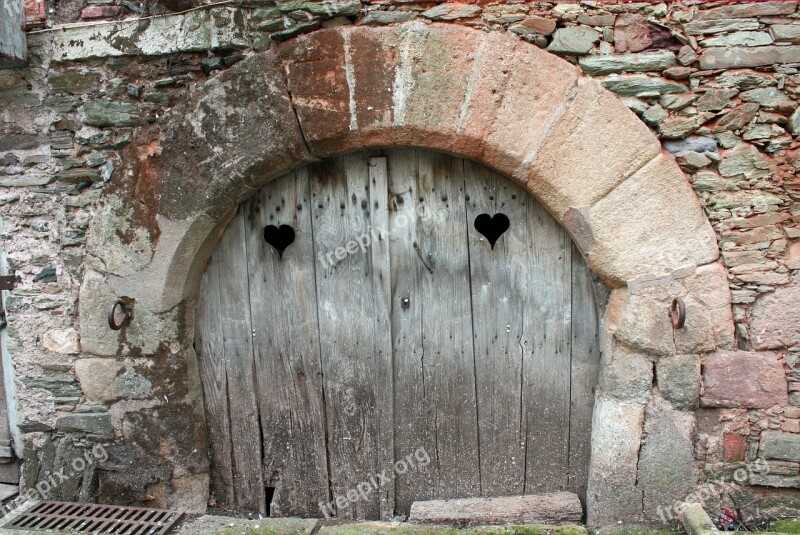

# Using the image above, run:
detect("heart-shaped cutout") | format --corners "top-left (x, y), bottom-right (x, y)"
top-left (263, 224), bottom-right (295, 257)
top-left (474, 213), bottom-right (510, 250)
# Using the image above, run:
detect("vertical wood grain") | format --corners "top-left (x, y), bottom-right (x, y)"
top-left (568, 243), bottom-right (601, 504)
top-left (521, 198), bottom-right (573, 494)
top-left (309, 153), bottom-right (394, 520)
top-left (214, 209), bottom-right (266, 513)
top-left (195, 251), bottom-right (234, 506)
top-left (391, 150), bottom-right (481, 511)
top-left (244, 169), bottom-right (331, 517)
top-left (463, 162), bottom-right (528, 496)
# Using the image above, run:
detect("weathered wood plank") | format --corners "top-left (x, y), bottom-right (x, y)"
top-left (243, 169), bottom-right (330, 517)
top-left (195, 251), bottom-right (234, 506)
top-left (214, 209), bottom-right (266, 512)
top-left (368, 156), bottom-right (396, 520)
top-left (409, 492), bottom-right (583, 525)
top-left (388, 149), bottom-right (437, 514)
top-left (463, 162), bottom-right (528, 496)
top-left (568, 243), bottom-right (601, 503)
top-left (309, 153), bottom-right (394, 520)
top-left (410, 151), bottom-right (480, 500)
top-left (522, 198), bottom-right (573, 493)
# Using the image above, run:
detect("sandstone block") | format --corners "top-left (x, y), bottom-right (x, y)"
top-left (751, 284), bottom-right (800, 349)
top-left (585, 155), bottom-right (719, 284)
top-left (78, 270), bottom-right (120, 357)
top-left (75, 359), bottom-right (153, 403)
top-left (607, 263), bottom-right (734, 355)
top-left (527, 77), bottom-right (660, 220)
top-left (674, 262), bottom-right (736, 354)
top-left (588, 396), bottom-right (644, 486)
top-left (599, 348), bottom-right (653, 403)
top-left (471, 31), bottom-right (580, 182)
top-left (638, 397), bottom-right (699, 522)
top-left (701, 351), bottom-right (788, 409)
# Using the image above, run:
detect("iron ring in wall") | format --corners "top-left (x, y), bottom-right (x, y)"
top-left (668, 297), bottom-right (686, 329)
top-left (108, 299), bottom-right (130, 330)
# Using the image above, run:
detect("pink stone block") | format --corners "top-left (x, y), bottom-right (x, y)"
top-left (702, 350), bottom-right (788, 409)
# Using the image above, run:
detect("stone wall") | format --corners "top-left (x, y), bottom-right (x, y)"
top-left (2, 0), bottom-right (800, 524)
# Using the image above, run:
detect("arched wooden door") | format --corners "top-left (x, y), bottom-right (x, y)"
top-left (195, 150), bottom-right (601, 519)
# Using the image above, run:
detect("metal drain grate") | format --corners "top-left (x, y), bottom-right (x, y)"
top-left (7, 501), bottom-right (183, 535)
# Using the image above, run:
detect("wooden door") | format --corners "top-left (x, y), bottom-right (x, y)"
top-left (195, 150), bottom-right (601, 519)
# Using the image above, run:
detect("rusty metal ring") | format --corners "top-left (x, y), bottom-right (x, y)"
top-left (668, 297), bottom-right (686, 329)
top-left (108, 299), bottom-right (129, 330)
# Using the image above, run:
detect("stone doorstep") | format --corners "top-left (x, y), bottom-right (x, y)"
top-left (173, 516), bottom-right (588, 535)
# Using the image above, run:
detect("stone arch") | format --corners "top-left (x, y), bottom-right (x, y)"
top-left (78, 21), bottom-right (729, 524)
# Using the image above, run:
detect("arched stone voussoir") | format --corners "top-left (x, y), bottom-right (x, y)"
top-left (277, 22), bottom-right (583, 180)
top-left (112, 50), bottom-right (315, 228)
top-left (524, 77), bottom-right (662, 219)
top-left (85, 48), bottom-right (315, 290)
top-left (580, 154), bottom-right (720, 285)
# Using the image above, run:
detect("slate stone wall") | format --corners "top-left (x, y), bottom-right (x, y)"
top-left (2, 0), bottom-right (800, 522)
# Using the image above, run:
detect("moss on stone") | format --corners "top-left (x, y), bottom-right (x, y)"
top-left (317, 523), bottom-right (587, 535)
top-left (215, 525), bottom-right (313, 535)
top-left (183, 519), bottom-right (587, 535)
top-left (595, 525), bottom-right (682, 535)
top-left (180, 516), bottom-right (317, 535)
top-left (773, 519), bottom-right (800, 534)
